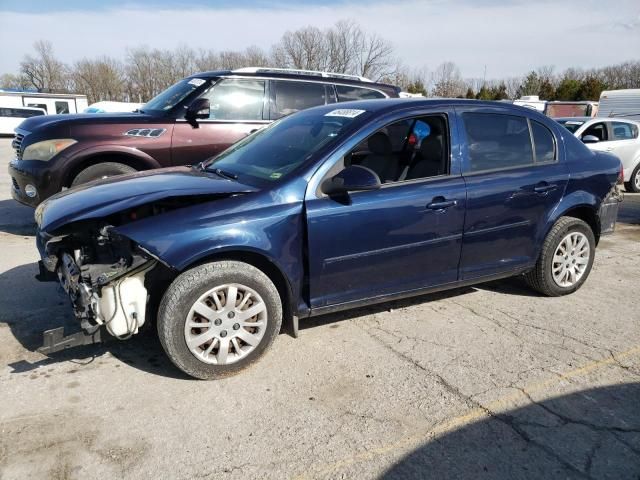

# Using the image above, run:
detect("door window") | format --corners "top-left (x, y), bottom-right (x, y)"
top-left (335, 85), bottom-right (386, 101)
top-left (530, 120), bottom-right (556, 163)
top-left (461, 113), bottom-right (533, 172)
top-left (204, 79), bottom-right (265, 121)
top-left (347, 115), bottom-right (449, 183)
top-left (55, 101), bottom-right (70, 114)
top-left (272, 81), bottom-right (326, 119)
top-left (582, 122), bottom-right (608, 142)
top-left (611, 122), bottom-right (638, 140)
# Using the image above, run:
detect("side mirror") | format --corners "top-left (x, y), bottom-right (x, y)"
top-left (582, 135), bottom-right (600, 144)
top-left (185, 98), bottom-right (210, 123)
top-left (321, 165), bottom-right (381, 196)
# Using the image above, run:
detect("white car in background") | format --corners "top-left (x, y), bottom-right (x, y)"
top-left (83, 101), bottom-right (144, 113)
top-left (0, 105), bottom-right (46, 135)
top-left (556, 117), bottom-right (640, 192)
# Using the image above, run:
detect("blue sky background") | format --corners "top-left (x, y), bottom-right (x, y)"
top-left (0, 0), bottom-right (638, 78)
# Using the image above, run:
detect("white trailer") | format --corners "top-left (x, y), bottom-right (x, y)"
top-left (597, 89), bottom-right (640, 121)
top-left (0, 90), bottom-right (88, 115)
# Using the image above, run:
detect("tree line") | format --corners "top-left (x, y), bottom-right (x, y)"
top-left (1, 20), bottom-right (639, 105)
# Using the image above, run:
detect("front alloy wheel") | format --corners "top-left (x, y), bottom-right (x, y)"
top-left (158, 261), bottom-right (282, 379)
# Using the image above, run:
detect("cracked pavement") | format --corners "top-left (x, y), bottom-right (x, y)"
top-left (0, 138), bottom-right (639, 479)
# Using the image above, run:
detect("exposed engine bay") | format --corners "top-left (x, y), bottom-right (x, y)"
top-left (42, 223), bottom-right (157, 340)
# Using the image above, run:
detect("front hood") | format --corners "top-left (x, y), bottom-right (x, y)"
top-left (18, 112), bottom-right (161, 132)
top-left (38, 167), bottom-right (258, 232)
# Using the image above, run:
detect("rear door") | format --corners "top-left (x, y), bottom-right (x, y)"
top-left (603, 121), bottom-right (640, 173)
top-left (171, 78), bottom-right (269, 165)
top-left (305, 109), bottom-right (466, 308)
top-left (456, 108), bottom-right (568, 279)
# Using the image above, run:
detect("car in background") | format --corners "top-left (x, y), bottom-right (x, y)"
top-left (8, 67), bottom-right (400, 207)
top-left (556, 116), bottom-right (640, 192)
top-left (33, 99), bottom-right (621, 379)
top-left (0, 106), bottom-right (45, 135)
top-left (83, 101), bottom-right (144, 113)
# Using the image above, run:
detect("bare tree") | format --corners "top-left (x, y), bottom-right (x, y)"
top-left (431, 62), bottom-right (465, 97)
top-left (72, 56), bottom-right (126, 103)
top-left (0, 73), bottom-right (31, 90)
top-left (20, 40), bottom-right (68, 92)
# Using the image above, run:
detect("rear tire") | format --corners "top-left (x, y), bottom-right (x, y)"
top-left (524, 217), bottom-right (595, 297)
top-left (157, 261), bottom-right (282, 380)
top-left (71, 162), bottom-right (136, 186)
top-left (624, 164), bottom-right (640, 193)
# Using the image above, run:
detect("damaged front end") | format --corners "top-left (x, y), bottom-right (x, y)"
top-left (36, 222), bottom-right (159, 353)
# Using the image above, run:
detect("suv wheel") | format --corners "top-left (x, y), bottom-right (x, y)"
top-left (157, 261), bottom-right (282, 379)
top-left (71, 162), bottom-right (136, 186)
top-left (524, 217), bottom-right (595, 296)
top-left (624, 163), bottom-right (640, 193)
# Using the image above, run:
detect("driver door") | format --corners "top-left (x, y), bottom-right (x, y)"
top-left (171, 78), bottom-right (270, 166)
top-left (304, 110), bottom-right (466, 309)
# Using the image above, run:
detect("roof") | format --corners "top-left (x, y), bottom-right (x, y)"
top-left (187, 68), bottom-right (399, 92)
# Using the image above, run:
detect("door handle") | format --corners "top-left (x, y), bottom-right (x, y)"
top-left (533, 183), bottom-right (558, 194)
top-left (427, 198), bottom-right (457, 210)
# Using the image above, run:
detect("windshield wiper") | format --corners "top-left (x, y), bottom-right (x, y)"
top-left (211, 167), bottom-right (238, 180)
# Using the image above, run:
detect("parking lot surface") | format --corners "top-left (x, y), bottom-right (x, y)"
top-left (0, 138), bottom-right (639, 479)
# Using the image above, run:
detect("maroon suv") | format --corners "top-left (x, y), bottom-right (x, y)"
top-left (8, 68), bottom-right (399, 207)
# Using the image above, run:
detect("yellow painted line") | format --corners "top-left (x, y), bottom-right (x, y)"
top-left (292, 345), bottom-right (640, 480)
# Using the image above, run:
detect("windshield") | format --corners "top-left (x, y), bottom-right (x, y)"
top-left (204, 107), bottom-right (371, 186)
top-left (557, 119), bottom-right (585, 133)
top-left (142, 78), bottom-right (210, 113)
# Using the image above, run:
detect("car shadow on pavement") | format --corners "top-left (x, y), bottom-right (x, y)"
top-left (381, 382), bottom-right (640, 479)
top-left (0, 199), bottom-right (36, 235)
top-left (1, 262), bottom-right (190, 380)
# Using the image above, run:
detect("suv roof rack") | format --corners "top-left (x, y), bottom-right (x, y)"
top-left (232, 67), bottom-right (372, 83)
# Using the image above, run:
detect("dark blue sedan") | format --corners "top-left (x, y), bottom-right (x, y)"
top-left (34, 99), bottom-right (622, 379)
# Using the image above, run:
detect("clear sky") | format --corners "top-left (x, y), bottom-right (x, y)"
top-left (0, 0), bottom-right (638, 78)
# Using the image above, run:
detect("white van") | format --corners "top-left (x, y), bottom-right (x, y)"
top-left (0, 106), bottom-right (46, 135)
top-left (0, 90), bottom-right (88, 115)
top-left (598, 89), bottom-right (640, 121)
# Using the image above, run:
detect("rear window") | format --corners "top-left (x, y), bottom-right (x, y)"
top-left (531, 120), bottom-right (556, 163)
top-left (272, 81), bottom-right (326, 119)
top-left (335, 85), bottom-right (386, 101)
top-left (462, 113), bottom-right (533, 172)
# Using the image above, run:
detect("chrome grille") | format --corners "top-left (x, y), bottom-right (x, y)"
top-left (12, 133), bottom-right (24, 160)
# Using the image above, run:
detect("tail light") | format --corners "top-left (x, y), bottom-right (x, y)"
top-left (617, 163), bottom-right (624, 185)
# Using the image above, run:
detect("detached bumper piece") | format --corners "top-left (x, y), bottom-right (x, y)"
top-left (599, 189), bottom-right (623, 235)
top-left (38, 326), bottom-right (108, 355)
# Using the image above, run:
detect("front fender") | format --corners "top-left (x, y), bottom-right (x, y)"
top-left (68, 144), bottom-right (163, 170)
top-left (114, 192), bottom-right (307, 310)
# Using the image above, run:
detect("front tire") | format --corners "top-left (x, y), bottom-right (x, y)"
top-left (157, 261), bottom-right (282, 380)
top-left (524, 217), bottom-right (595, 297)
top-left (71, 162), bottom-right (136, 186)
top-left (624, 163), bottom-right (640, 193)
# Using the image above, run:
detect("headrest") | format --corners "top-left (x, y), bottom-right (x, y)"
top-left (368, 132), bottom-right (393, 155)
top-left (420, 133), bottom-right (443, 159)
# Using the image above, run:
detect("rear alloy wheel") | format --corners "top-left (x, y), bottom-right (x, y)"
top-left (524, 216), bottom-right (595, 296)
top-left (158, 261), bottom-right (282, 379)
top-left (624, 164), bottom-right (640, 193)
top-left (71, 162), bottom-right (136, 186)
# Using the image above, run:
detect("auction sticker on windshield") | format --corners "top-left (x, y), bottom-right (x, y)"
top-left (188, 78), bottom-right (206, 87)
top-left (325, 109), bottom-right (366, 118)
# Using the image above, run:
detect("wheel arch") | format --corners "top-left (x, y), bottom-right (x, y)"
top-left (63, 149), bottom-right (162, 187)
top-left (548, 194), bottom-right (601, 246)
